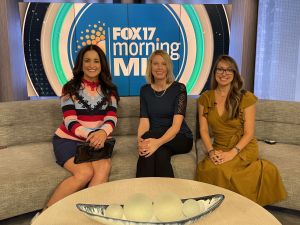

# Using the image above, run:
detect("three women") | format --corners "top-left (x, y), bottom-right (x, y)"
top-left (47, 47), bottom-right (285, 211)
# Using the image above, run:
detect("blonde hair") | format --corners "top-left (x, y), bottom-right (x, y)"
top-left (145, 50), bottom-right (175, 84)
top-left (211, 55), bottom-right (244, 119)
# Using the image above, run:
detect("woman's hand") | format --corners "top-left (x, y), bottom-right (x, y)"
top-left (208, 150), bottom-right (221, 164)
top-left (209, 149), bottom-right (237, 165)
top-left (218, 150), bottom-right (236, 164)
top-left (86, 130), bottom-right (107, 149)
top-left (139, 138), bottom-right (160, 157)
top-left (137, 137), bottom-right (148, 153)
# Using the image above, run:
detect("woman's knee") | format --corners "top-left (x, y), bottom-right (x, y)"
top-left (93, 159), bottom-right (112, 175)
top-left (142, 130), bottom-right (164, 139)
top-left (100, 159), bottom-right (112, 172)
top-left (73, 166), bottom-right (94, 184)
top-left (155, 147), bottom-right (172, 161)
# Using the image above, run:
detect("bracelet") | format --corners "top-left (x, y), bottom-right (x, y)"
top-left (234, 146), bottom-right (241, 154)
top-left (207, 149), bottom-right (214, 155)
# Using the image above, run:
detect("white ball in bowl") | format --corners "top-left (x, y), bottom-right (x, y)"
top-left (182, 199), bottom-right (200, 218)
top-left (153, 192), bottom-right (183, 222)
top-left (197, 200), bottom-right (207, 213)
top-left (123, 193), bottom-right (153, 222)
top-left (105, 204), bottom-right (123, 219)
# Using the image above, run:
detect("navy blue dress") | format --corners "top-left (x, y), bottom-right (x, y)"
top-left (136, 81), bottom-right (193, 177)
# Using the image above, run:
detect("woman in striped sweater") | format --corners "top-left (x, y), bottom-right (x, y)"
top-left (45, 44), bottom-right (119, 209)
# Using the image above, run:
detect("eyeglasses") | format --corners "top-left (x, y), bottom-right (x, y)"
top-left (216, 68), bottom-right (235, 75)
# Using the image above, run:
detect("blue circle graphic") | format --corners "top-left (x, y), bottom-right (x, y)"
top-left (68, 4), bottom-right (187, 96)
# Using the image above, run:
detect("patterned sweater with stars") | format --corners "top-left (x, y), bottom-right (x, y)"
top-left (55, 82), bottom-right (117, 142)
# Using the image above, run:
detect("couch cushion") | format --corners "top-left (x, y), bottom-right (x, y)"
top-left (113, 117), bottom-right (140, 136)
top-left (112, 97), bottom-right (140, 136)
top-left (185, 97), bottom-right (198, 138)
top-left (256, 100), bottom-right (300, 125)
top-left (258, 141), bottom-right (300, 210)
top-left (256, 100), bottom-right (300, 145)
top-left (0, 142), bottom-right (70, 220)
top-left (172, 142), bottom-right (197, 180)
top-left (110, 136), bottom-right (139, 180)
top-left (111, 135), bottom-right (197, 181)
top-left (0, 99), bottom-right (62, 147)
top-left (116, 97), bottom-right (140, 118)
top-left (255, 121), bottom-right (300, 146)
top-left (196, 139), bottom-right (206, 162)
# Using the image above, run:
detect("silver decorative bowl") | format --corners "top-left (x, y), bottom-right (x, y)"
top-left (76, 194), bottom-right (224, 225)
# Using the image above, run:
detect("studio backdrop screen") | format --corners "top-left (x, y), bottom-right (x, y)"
top-left (21, 3), bottom-right (229, 97)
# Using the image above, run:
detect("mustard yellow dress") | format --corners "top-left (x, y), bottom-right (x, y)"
top-left (197, 90), bottom-right (286, 206)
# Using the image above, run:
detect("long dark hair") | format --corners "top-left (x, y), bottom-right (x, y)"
top-left (211, 55), bottom-right (244, 119)
top-left (62, 44), bottom-right (119, 102)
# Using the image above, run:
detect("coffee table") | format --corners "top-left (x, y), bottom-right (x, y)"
top-left (32, 177), bottom-right (281, 225)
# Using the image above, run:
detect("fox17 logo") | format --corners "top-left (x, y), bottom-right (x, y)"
top-left (68, 4), bottom-right (206, 96)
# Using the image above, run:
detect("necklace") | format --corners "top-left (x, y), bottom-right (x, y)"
top-left (153, 88), bottom-right (167, 98)
top-left (82, 78), bottom-right (99, 91)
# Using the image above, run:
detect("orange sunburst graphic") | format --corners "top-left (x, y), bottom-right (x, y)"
top-left (76, 21), bottom-right (106, 53)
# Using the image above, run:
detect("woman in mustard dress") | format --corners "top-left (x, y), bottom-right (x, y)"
top-left (197, 55), bottom-right (286, 206)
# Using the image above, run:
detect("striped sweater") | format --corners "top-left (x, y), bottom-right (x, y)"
top-left (55, 81), bottom-right (117, 142)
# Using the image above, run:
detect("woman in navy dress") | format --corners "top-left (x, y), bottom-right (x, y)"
top-left (136, 50), bottom-right (193, 177)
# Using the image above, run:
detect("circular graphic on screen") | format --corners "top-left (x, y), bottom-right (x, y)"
top-left (23, 3), bottom-right (55, 96)
top-left (23, 3), bottom-right (229, 96)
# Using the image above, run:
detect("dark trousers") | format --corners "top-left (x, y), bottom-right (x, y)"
top-left (136, 130), bottom-right (193, 178)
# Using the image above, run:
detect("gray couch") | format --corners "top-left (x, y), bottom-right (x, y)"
top-left (0, 96), bottom-right (197, 220)
top-left (197, 99), bottom-right (300, 211)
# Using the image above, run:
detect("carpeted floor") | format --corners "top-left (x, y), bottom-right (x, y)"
top-left (0, 207), bottom-right (299, 225)
top-left (265, 206), bottom-right (300, 225)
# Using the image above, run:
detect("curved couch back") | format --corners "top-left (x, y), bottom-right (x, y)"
top-left (0, 99), bottom-right (62, 147)
top-left (255, 99), bottom-right (300, 145)
top-left (0, 96), bottom-right (198, 147)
